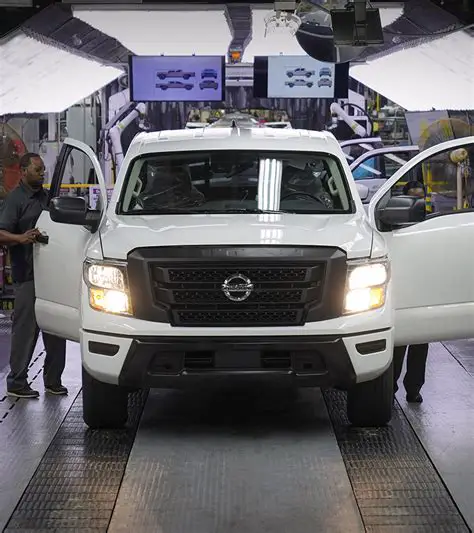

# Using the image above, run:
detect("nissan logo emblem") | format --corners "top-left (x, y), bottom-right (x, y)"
top-left (222, 273), bottom-right (254, 302)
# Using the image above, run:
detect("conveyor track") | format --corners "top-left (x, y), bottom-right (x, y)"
top-left (2, 384), bottom-right (470, 532)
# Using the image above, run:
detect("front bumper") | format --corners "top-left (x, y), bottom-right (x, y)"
top-left (81, 328), bottom-right (393, 389)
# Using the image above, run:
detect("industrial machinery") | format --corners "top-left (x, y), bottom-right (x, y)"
top-left (0, 123), bottom-right (27, 305)
top-left (0, 122), bottom-right (27, 199)
top-left (417, 118), bottom-right (474, 211)
top-left (100, 101), bottom-right (148, 184)
top-left (266, 0), bottom-right (386, 63)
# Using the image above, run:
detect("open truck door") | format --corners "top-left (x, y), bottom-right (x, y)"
top-left (33, 139), bottom-right (107, 342)
top-left (368, 136), bottom-right (474, 346)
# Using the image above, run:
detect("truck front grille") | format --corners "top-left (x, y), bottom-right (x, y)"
top-left (126, 246), bottom-right (347, 327)
top-left (151, 263), bottom-right (323, 327)
top-left (168, 267), bottom-right (308, 283)
top-left (176, 307), bottom-right (301, 326)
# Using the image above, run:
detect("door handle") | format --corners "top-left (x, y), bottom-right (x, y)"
top-left (36, 233), bottom-right (49, 245)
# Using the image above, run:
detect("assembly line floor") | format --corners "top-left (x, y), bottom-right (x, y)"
top-left (0, 322), bottom-right (473, 532)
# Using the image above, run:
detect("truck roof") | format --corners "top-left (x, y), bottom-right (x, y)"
top-left (130, 127), bottom-right (342, 156)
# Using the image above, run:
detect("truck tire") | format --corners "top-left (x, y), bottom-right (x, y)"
top-left (346, 362), bottom-right (393, 427)
top-left (82, 366), bottom-right (129, 429)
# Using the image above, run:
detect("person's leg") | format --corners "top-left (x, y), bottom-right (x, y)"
top-left (42, 332), bottom-right (67, 395)
top-left (403, 343), bottom-right (429, 402)
top-left (6, 281), bottom-right (40, 397)
top-left (393, 345), bottom-right (407, 394)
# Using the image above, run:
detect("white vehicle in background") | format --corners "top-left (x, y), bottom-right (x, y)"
top-left (185, 122), bottom-right (209, 129)
top-left (350, 145), bottom-right (420, 203)
top-left (32, 126), bottom-right (474, 430)
top-left (265, 122), bottom-right (292, 129)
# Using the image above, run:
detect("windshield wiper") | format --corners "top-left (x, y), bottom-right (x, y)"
top-left (131, 207), bottom-right (215, 214)
top-left (223, 208), bottom-right (282, 214)
top-left (128, 207), bottom-right (332, 215)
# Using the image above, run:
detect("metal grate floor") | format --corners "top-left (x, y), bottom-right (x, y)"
top-left (324, 389), bottom-right (470, 532)
top-left (4, 391), bottom-right (147, 532)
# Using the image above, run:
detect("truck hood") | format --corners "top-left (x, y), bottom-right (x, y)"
top-left (99, 213), bottom-right (373, 260)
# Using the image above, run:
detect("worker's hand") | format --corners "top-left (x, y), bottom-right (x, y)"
top-left (16, 228), bottom-right (41, 245)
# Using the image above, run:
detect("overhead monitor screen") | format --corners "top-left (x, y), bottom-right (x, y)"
top-left (267, 55), bottom-right (336, 98)
top-left (129, 55), bottom-right (225, 102)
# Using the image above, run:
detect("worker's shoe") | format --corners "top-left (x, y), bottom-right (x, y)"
top-left (7, 385), bottom-right (40, 399)
top-left (406, 392), bottom-right (423, 403)
top-left (45, 384), bottom-right (68, 396)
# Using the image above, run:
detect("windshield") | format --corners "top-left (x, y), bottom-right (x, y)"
top-left (119, 150), bottom-right (353, 215)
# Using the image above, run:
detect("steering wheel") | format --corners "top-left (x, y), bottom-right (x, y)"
top-left (281, 191), bottom-right (323, 202)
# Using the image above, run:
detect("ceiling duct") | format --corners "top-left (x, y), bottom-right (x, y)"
top-left (225, 4), bottom-right (252, 62)
top-left (20, 3), bottom-right (131, 64)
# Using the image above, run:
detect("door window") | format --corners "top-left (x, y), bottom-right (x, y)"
top-left (382, 143), bottom-right (473, 216)
top-left (48, 145), bottom-right (98, 209)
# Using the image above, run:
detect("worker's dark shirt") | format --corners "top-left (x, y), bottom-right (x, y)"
top-left (0, 182), bottom-right (48, 283)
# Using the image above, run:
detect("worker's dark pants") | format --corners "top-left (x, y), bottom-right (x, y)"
top-left (393, 343), bottom-right (429, 395)
top-left (6, 280), bottom-right (66, 392)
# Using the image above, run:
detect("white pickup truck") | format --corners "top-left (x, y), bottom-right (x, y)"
top-left (32, 126), bottom-right (474, 429)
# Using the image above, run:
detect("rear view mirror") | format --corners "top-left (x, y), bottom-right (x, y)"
top-left (50, 196), bottom-right (100, 232)
top-left (355, 183), bottom-right (369, 201)
top-left (376, 195), bottom-right (426, 229)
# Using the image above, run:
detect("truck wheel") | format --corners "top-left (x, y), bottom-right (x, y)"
top-left (82, 366), bottom-right (129, 429)
top-left (346, 362), bottom-right (393, 427)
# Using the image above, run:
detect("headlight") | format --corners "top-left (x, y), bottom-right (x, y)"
top-left (344, 260), bottom-right (389, 314)
top-left (83, 260), bottom-right (131, 315)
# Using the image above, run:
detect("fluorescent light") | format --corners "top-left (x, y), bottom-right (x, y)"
top-left (350, 31), bottom-right (474, 111)
top-left (74, 8), bottom-right (232, 56)
top-left (0, 32), bottom-right (123, 115)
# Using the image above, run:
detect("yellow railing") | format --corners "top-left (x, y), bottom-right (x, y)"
top-left (43, 184), bottom-right (94, 189)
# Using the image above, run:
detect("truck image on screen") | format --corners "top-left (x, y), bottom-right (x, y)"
top-left (156, 69), bottom-right (196, 80)
top-left (285, 79), bottom-right (314, 88)
top-left (199, 80), bottom-right (219, 90)
top-left (156, 81), bottom-right (194, 90)
top-left (286, 67), bottom-right (315, 78)
top-left (201, 68), bottom-right (218, 79)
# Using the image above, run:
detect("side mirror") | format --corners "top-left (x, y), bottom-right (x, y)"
top-left (49, 196), bottom-right (100, 232)
top-left (355, 183), bottom-right (369, 202)
top-left (376, 195), bottom-right (426, 228)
